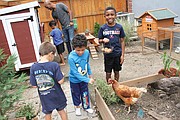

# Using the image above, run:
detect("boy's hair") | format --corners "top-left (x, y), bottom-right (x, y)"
top-left (72, 34), bottom-right (87, 48)
top-left (39, 41), bottom-right (56, 56)
top-left (104, 6), bottom-right (116, 15)
top-left (49, 20), bottom-right (56, 27)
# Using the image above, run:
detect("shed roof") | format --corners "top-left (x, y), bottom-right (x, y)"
top-left (0, 1), bottom-right (40, 15)
top-left (138, 8), bottom-right (178, 20)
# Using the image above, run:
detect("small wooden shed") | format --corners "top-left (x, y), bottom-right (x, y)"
top-left (0, 1), bottom-right (41, 71)
top-left (137, 8), bottom-right (178, 52)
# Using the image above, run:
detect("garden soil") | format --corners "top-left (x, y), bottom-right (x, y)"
top-left (60, 40), bottom-right (180, 120)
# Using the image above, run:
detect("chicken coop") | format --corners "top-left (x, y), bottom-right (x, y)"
top-left (0, 1), bottom-right (41, 71)
top-left (137, 8), bottom-right (178, 53)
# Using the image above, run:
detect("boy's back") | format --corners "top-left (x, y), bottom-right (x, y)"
top-left (30, 42), bottom-right (67, 119)
top-left (50, 28), bottom-right (63, 46)
top-left (30, 61), bottom-right (67, 112)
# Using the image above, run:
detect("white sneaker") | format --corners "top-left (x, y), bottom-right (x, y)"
top-left (175, 47), bottom-right (180, 54)
top-left (86, 108), bottom-right (94, 114)
top-left (75, 108), bottom-right (81, 116)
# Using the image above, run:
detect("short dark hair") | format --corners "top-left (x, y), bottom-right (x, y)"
top-left (49, 20), bottom-right (56, 27)
top-left (39, 41), bottom-right (56, 56)
top-left (104, 6), bottom-right (116, 15)
top-left (72, 34), bottom-right (87, 48)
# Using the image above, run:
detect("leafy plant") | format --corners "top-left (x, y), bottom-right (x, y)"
top-left (176, 60), bottom-right (180, 75)
top-left (15, 104), bottom-right (35, 120)
top-left (96, 79), bottom-right (121, 105)
top-left (0, 49), bottom-right (27, 120)
top-left (161, 52), bottom-right (173, 71)
top-left (93, 22), bottom-right (100, 37)
top-left (116, 18), bottom-right (134, 45)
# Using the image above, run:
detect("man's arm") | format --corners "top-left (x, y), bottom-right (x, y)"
top-left (67, 7), bottom-right (74, 25)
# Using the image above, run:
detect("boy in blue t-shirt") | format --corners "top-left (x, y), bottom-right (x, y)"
top-left (68, 34), bottom-right (95, 116)
top-left (49, 20), bottom-right (65, 65)
top-left (30, 42), bottom-right (67, 120)
top-left (98, 7), bottom-right (125, 83)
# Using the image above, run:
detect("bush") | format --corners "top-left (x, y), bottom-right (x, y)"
top-left (15, 104), bottom-right (35, 120)
top-left (0, 49), bottom-right (27, 120)
top-left (96, 79), bottom-right (121, 105)
top-left (93, 22), bottom-right (100, 37)
top-left (116, 18), bottom-right (134, 45)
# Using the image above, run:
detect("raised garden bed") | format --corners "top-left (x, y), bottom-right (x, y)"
top-left (95, 74), bottom-right (180, 120)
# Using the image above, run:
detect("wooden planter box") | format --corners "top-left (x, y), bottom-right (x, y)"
top-left (95, 74), bottom-right (165, 120)
top-left (15, 117), bottom-right (26, 120)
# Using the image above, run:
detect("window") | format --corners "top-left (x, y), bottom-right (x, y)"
top-left (147, 24), bottom-right (152, 31)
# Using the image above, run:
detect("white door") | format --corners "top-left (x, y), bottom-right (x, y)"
top-left (1, 13), bottom-right (41, 71)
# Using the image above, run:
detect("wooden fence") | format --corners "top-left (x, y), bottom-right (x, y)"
top-left (0, 0), bottom-right (127, 40)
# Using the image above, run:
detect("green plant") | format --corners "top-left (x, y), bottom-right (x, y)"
top-left (15, 104), bottom-right (35, 120)
top-left (176, 60), bottom-right (180, 71)
top-left (93, 22), bottom-right (100, 37)
top-left (161, 52), bottom-right (173, 71)
top-left (96, 79), bottom-right (121, 105)
top-left (116, 18), bottom-right (134, 45)
top-left (176, 60), bottom-right (180, 75)
top-left (0, 49), bottom-right (27, 120)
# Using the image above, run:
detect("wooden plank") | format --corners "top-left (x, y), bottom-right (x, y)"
top-left (148, 110), bottom-right (171, 120)
top-left (95, 88), bottom-right (115, 120)
top-left (119, 74), bottom-right (165, 86)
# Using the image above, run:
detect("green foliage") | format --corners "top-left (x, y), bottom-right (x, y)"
top-left (176, 60), bottom-right (180, 71)
top-left (93, 22), bottom-right (100, 37)
top-left (0, 49), bottom-right (27, 119)
top-left (96, 79), bottom-right (121, 105)
top-left (176, 60), bottom-right (180, 76)
top-left (116, 18), bottom-right (134, 45)
top-left (161, 52), bottom-right (173, 71)
top-left (15, 104), bottom-right (35, 120)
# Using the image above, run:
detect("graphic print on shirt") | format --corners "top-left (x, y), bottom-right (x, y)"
top-left (35, 74), bottom-right (55, 93)
top-left (75, 59), bottom-right (88, 76)
top-left (103, 28), bottom-right (120, 39)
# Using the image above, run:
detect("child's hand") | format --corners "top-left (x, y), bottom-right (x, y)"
top-left (103, 38), bottom-right (109, 43)
top-left (89, 78), bottom-right (95, 84)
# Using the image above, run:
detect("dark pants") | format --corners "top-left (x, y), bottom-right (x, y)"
top-left (70, 81), bottom-right (90, 109)
top-left (62, 25), bottom-right (74, 54)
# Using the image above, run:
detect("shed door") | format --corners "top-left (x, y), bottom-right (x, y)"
top-left (2, 13), bottom-right (40, 71)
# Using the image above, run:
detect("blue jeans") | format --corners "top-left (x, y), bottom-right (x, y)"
top-left (62, 25), bottom-right (74, 54)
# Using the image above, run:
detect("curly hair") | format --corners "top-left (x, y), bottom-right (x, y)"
top-left (72, 34), bottom-right (87, 48)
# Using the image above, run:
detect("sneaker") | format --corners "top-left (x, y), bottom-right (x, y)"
top-left (175, 47), bottom-right (180, 54)
top-left (86, 108), bottom-right (94, 114)
top-left (75, 108), bottom-right (81, 116)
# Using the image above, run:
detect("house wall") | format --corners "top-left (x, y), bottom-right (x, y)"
top-left (0, 20), bottom-right (10, 55)
top-left (132, 0), bottom-right (180, 23)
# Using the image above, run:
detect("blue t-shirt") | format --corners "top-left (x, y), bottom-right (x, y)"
top-left (68, 49), bottom-right (92, 83)
top-left (50, 28), bottom-right (63, 46)
top-left (98, 23), bottom-right (125, 57)
top-left (30, 62), bottom-right (67, 113)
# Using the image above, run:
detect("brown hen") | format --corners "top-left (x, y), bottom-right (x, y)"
top-left (109, 79), bottom-right (147, 113)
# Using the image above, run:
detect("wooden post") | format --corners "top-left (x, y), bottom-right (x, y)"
top-left (142, 35), bottom-right (145, 54)
top-left (156, 29), bottom-right (159, 52)
top-left (170, 31), bottom-right (173, 55)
